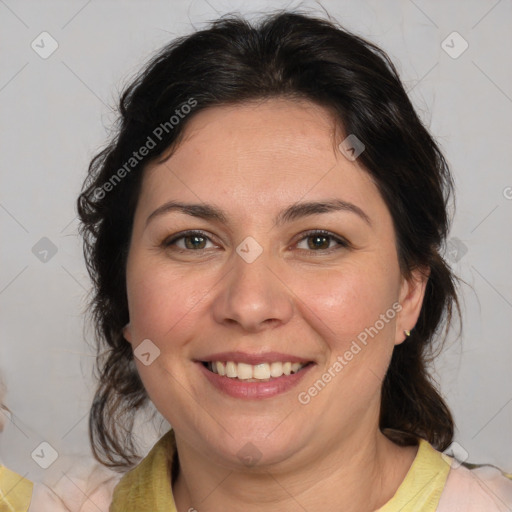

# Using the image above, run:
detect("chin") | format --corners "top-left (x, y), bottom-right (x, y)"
top-left (201, 426), bottom-right (308, 471)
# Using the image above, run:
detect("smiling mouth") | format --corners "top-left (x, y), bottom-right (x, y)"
top-left (202, 361), bottom-right (312, 382)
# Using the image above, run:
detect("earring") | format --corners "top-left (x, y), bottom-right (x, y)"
top-left (404, 329), bottom-right (411, 337)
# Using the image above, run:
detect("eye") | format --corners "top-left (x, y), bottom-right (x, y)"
top-left (163, 230), bottom-right (216, 251)
top-left (295, 230), bottom-right (349, 252)
top-left (161, 229), bottom-right (348, 254)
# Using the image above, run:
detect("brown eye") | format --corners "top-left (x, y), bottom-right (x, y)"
top-left (184, 234), bottom-right (207, 250)
top-left (295, 230), bottom-right (349, 252)
top-left (307, 234), bottom-right (330, 250)
top-left (163, 231), bottom-right (214, 250)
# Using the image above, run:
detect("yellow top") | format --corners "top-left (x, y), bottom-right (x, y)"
top-left (0, 466), bottom-right (33, 512)
top-left (2, 434), bottom-right (509, 510)
top-left (110, 431), bottom-right (178, 511)
top-left (110, 430), bottom-right (452, 512)
top-left (376, 439), bottom-right (450, 511)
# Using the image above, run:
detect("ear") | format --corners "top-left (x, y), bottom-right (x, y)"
top-left (123, 322), bottom-right (133, 344)
top-left (395, 267), bottom-right (429, 346)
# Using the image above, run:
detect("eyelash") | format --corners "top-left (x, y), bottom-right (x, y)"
top-left (162, 229), bottom-right (349, 254)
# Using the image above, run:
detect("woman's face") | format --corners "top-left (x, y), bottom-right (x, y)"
top-left (124, 98), bottom-right (426, 470)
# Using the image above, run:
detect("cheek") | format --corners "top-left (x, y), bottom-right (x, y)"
top-left (291, 264), bottom-right (400, 418)
top-left (291, 262), bottom-right (400, 349)
top-left (125, 262), bottom-right (213, 421)
top-left (125, 260), bottom-right (212, 343)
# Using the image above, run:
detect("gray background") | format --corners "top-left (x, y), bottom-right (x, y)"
top-left (0, 0), bottom-right (511, 481)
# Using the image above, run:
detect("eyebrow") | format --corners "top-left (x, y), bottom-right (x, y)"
top-left (145, 199), bottom-right (371, 227)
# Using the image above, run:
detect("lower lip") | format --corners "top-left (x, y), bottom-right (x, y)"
top-left (197, 362), bottom-right (314, 399)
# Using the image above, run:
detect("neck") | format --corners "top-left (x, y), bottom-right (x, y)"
top-left (172, 425), bottom-right (417, 512)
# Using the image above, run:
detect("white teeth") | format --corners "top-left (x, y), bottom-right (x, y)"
top-left (253, 363), bottom-right (270, 379)
top-left (226, 361), bottom-right (237, 378)
top-left (216, 361), bottom-right (226, 376)
top-left (237, 363), bottom-right (253, 380)
top-left (206, 361), bottom-right (307, 380)
top-left (270, 361), bottom-right (283, 377)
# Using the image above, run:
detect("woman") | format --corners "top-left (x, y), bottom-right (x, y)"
top-left (70, 10), bottom-right (510, 512)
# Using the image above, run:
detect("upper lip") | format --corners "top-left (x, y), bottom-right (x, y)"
top-left (197, 351), bottom-right (313, 365)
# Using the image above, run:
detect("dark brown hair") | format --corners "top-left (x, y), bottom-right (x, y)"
top-left (77, 10), bottom-right (460, 469)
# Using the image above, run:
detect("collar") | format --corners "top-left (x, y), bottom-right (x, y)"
top-left (111, 431), bottom-right (450, 512)
top-left (110, 429), bottom-right (177, 512)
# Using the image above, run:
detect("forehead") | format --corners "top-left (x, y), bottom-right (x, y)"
top-left (158, 98), bottom-right (341, 174)
top-left (139, 99), bottom-right (385, 222)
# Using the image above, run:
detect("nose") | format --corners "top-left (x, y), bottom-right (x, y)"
top-left (211, 251), bottom-right (294, 333)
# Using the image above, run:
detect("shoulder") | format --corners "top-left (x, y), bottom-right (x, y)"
top-left (0, 465), bottom-right (33, 511)
top-left (28, 456), bottom-right (121, 512)
top-left (437, 459), bottom-right (512, 512)
top-left (110, 429), bottom-right (176, 510)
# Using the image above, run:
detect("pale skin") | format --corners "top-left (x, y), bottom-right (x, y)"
top-left (123, 98), bottom-right (428, 511)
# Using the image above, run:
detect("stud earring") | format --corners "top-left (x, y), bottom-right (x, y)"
top-left (404, 329), bottom-right (411, 337)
